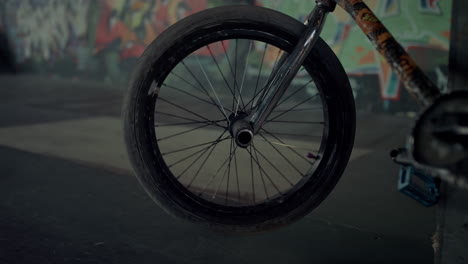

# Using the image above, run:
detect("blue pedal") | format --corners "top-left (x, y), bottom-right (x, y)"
top-left (398, 166), bottom-right (439, 207)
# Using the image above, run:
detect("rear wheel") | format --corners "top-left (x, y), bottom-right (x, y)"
top-left (123, 6), bottom-right (356, 232)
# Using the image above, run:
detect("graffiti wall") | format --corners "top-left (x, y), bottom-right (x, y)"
top-left (1, 0), bottom-right (452, 113)
top-left (259, 0), bottom-right (452, 112)
top-left (2, 0), bottom-right (209, 82)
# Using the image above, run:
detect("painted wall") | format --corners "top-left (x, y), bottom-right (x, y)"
top-left (258, 0), bottom-right (452, 112)
top-left (0, 0), bottom-right (452, 113)
top-left (2, 0), bottom-right (210, 83)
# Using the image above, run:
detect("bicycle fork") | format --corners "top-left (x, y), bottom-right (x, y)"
top-left (230, 1), bottom-right (336, 148)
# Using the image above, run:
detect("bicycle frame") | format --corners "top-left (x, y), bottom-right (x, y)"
top-left (246, 0), bottom-right (442, 140)
top-left (332, 0), bottom-right (440, 106)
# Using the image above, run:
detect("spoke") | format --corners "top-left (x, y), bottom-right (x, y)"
top-left (255, 48), bottom-right (282, 109)
top-left (242, 47), bottom-right (282, 112)
top-left (248, 144), bottom-right (284, 198)
top-left (252, 144), bottom-right (294, 187)
top-left (212, 142), bottom-right (238, 200)
top-left (261, 128), bottom-right (315, 164)
top-left (266, 94), bottom-right (318, 124)
top-left (225, 138), bottom-right (236, 204)
top-left (275, 79), bottom-right (314, 109)
top-left (242, 85), bottom-right (269, 113)
top-left (212, 163), bottom-right (230, 200)
top-left (179, 61), bottom-right (223, 114)
top-left (254, 136), bottom-right (318, 151)
top-left (248, 145), bottom-right (269, 200)
top-left (155, 111), bottom-right (226, 129)
top-left (234, 147), bottom-right (241, 202)
top-left (251, 142), bottom-right (283, 194)
top-left (265, 120), bottom-right (324, 125)
top-left (249, 145), bottom-right (256, 203)
top-left (156, 119), bottom-right (225, 127)
top-left (158, 97), bottom-right (220, 125)
top-left (168, 133), bottom-right (227, 169)
top-left (253, 42), bottom-right (268, 108)
top-left (155, 111), bottom-right (201, 122)
top-left (186, 131), bottom-right (229, 188)
top-left (169, 143), bottom-right (215, 169)
top-left (175, 130), bottom-right (228, 179)
top-left (221, 40), bottom-right (244, 111)
top-left (258, 133), bottom-right (305, 177)
top-left (206, 45), bottom-right (242, 109)
top-left (233, 39), bottom-right (238, 111)
top-left (195, 56), bottom-right (230, 121)
top-left (272, 107), bottom-right (323, 113)
top-left (162, 136), bottom-right (230, 155)
top-left (163, 83), bottom-right (233, 114)
top-left (158, 123), bottom-right (211, 142)
top-left (198, 145), bottom-right (235, 196)
top-left (260, 132), bottom-right (322, 139)
top-left (235, 40), bottom-right (252, 113)
top-left (170, 71), bottom-right (203, 92)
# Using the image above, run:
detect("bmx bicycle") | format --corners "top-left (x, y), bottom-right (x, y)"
top-left (122, 0), bottom-right (468, 231)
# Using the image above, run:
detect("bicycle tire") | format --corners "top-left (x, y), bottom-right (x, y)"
top-left (122, 5), bottom-right (356, 232)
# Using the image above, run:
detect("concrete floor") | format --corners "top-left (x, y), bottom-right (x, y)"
top-left (0, 74), bottom-right (436, 263)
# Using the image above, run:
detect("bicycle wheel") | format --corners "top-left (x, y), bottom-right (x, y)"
top-left (123, 5), bottom-right (356, 232)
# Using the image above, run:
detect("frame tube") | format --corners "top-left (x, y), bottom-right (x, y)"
top-left (331, 0), bottom-right (441, 106)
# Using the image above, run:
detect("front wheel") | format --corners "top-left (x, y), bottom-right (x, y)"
top-left (122, 6), bottom-right (356, 232)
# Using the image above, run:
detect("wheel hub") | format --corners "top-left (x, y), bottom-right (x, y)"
top-left (228, 111), bottom-right (254, 148)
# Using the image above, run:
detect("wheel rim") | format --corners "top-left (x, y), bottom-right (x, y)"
top-left (149, 31), bottom-right (330, 210)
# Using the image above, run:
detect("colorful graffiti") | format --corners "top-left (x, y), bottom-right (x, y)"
top-left (91, 0), bottom-right (208, 81)
top-left (1, 0), bottom-right (452, 113)
top-left (4, 0), bottom-right (91, 62)
top-left (381, 0), bottom-right (399, 17)
top-left (2, 0), bottom-right (209, 81)
top-left (259, 0), bottom-right (451, 104)
top-left (420, 0), bottom-right (442, 14)
top-left (95, 0), bottom-right (207, 60)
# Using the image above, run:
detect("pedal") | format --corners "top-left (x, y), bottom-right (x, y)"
top-left (398, 166), bottom-right (439, 207)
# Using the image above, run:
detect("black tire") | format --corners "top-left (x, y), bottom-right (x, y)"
top-left (122, 5), bottom-right (356, 232)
